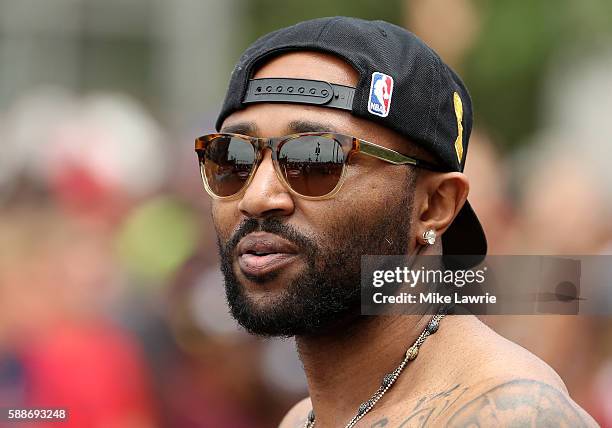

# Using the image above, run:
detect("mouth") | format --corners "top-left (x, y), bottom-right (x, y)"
top-left (236, 232), bottom-right (300, 278)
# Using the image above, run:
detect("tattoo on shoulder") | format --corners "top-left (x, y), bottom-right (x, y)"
top-left (304, 380), bottom-right (593, 428)
top-left (447, 379), bottom-right (589, 428)
top-left (394, 383), bottom-right (470, 427)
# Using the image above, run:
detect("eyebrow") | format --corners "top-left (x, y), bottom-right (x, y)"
top-left (220, 119), bottom-right (339, 136)
top-left (286, 119), bottom-right (339, 134)
top-left (220, 122), bottom-right (258, 135)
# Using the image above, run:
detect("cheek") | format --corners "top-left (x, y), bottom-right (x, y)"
top-left (339, 164), bottom-right (407, 210)
top-left (211, 201), bottom-right (240, 241)
top-left (298, 168), bottom-right (408, 242)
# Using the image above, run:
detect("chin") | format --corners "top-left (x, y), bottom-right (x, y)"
top-left (241, 285), bottom-right (290, 308)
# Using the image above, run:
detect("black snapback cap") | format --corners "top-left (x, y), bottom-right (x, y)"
top-left (216, 16), bottom-right (487, 266)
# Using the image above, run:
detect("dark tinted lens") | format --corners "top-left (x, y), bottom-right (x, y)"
top-left (201, 136), bottom-right (256, 197)
top-left (278, 135), bottom-right (345, 197)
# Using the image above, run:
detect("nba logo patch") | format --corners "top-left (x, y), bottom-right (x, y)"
top-left (368, 72), bottom-right (394, 117)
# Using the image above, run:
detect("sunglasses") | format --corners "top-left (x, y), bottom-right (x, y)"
top-left (195, 132), bottom-right (444, 200)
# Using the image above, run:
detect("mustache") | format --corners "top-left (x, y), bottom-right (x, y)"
top-left (220, 217), bottom-right (318, 258)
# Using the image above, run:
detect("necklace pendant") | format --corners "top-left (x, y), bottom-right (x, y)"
top-left (406, 345), bottom-right (419, 360)
top-left (382, 373), bottom-right (395, 388)
top-left (357, 400), bottom-right (370, 415)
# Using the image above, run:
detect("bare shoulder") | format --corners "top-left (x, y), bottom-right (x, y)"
top-left (278, 396), bottom-right (311, 428)
top-left (433, 316), bottom-right (599, 426)
top-left (444, 377), bottom-right (599, 427)
top-left (371, 377), bottom-right (598, 427)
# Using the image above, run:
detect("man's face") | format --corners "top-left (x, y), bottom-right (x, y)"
top-left (212, 51), bottom-right (420, 337)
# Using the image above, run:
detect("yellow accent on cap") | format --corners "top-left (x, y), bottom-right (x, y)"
top-left (453, 92), bottom-right (464, 163)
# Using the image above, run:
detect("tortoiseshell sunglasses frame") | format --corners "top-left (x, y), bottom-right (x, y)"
top-left (195, 132), bottom-right (445, 201)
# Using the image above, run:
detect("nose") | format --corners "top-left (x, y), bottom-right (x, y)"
top-left (237, 150), bottom-right (295, 219)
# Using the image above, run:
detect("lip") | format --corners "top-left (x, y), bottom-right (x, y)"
top-left (236, 232), bottom-right (300, 277)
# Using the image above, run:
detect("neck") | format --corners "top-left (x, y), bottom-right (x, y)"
top-left (296, 313), bottom-right (430, 427)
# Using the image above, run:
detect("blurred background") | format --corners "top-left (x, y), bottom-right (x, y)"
top-left (1, 0), bottom-right (611, 427)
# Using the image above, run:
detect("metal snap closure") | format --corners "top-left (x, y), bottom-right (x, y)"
top-left (276, 86), bottom-right (283, 92)
top-left (321, 89), bottom-right (329, 96)
top-left (287, 86), bottom-right (294, 93)
top-left (298, 87), bottom-right (305, 93)
top-left (266, 86), bottom-right (272, 92)
top-left (309, 88), bottom-right (316, 94)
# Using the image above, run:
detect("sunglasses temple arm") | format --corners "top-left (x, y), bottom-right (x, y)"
top-left (358, 140), bottom-right (446, 172)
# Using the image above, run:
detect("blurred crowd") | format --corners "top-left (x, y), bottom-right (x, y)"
top-left (0, 90), bottom-right (307, 427)
top-left (1, 1), bottom-right (612, 427)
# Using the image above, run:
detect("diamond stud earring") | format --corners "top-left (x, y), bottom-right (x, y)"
top-left (422, 229), bottom-right (436, 245)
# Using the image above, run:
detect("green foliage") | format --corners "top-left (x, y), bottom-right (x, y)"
top-left (115, 197), bottom-right (199, 282)
top-left (463, 0), bottom-right (612, 150)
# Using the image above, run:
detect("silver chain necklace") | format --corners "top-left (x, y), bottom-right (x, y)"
top-left (303, 307), bottom-right (450, 428)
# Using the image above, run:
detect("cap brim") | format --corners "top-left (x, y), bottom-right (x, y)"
top-left (441, 201), bottom-right (487, 269)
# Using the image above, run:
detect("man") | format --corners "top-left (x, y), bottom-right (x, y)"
top-left (196, 17), bottom-right (598, 427)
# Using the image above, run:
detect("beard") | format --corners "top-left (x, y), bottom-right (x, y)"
top-left (216, 174), bottom-right (416, 337)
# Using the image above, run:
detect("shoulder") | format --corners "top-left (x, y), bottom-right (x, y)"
top-left (278, 396), bottom-right (312, 428)
top-left (385, 376), bottom-right (598, 427)
top-left (388, 315), bottom-right (601, 426)
top-left (444, 377), bottom-right (599, 427)
top-left (434, 316), bottom-right (598, 426)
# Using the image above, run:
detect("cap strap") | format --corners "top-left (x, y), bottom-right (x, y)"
top-left (243, 78), bottom-right (355, 111)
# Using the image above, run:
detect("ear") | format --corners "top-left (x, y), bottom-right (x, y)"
top-left (414, 171), bottom-right (470, 239)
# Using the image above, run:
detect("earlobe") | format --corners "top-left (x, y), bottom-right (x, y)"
top-left (416, 172), bottom-right (469, 239)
